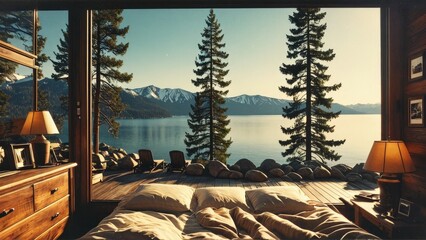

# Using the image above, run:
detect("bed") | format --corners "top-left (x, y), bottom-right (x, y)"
top-left (80, 184), bottom-right (379, 239)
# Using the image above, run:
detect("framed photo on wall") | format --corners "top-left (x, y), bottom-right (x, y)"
top-left (409, 52), bottom-right (424, 81)
top-left (408, 97), bottom-right (424, 127)
top-left (7, 143), bottom-right (35, 169)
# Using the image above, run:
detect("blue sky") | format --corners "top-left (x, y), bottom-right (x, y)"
top-left (38, 8), bottom-right (380, 105)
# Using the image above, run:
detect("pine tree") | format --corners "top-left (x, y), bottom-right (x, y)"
top-left (50, 25), bottom-right (70, 130)
top-left (185, 9), bottom-right (232, 163)
top-left (279, 8), bottom-right (345, 163)
top-left (92, 9), bottom-right (132, 153)
top-left (51, 25), bottom-right (69, 81)
top-left (51, 10), bottom-right (132, 153)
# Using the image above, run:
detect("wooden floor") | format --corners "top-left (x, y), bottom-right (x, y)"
top-left (92, 170), bottom-right (378, 205)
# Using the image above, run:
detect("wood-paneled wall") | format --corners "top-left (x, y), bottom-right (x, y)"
top-left (402, 5), bottom-right (426, 218)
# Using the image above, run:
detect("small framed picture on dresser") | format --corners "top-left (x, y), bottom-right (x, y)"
top-left (408, 96), bottom-right (424, 127)
top-left (398, 198), bottom-right (412, 218)
top-left (409, 52), bottom-right (424, 81)
top-left (7, 143), bottom-right (35, 170)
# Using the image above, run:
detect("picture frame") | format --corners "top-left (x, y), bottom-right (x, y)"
top-left (398, 198), bottom-right (412, 218)
top-left (408, 97), bottom-right (424, 127)
top-left (49, 148), bottom-right (58, 164)
top-left (409, 52), bottom-right (424, 81)
top-left (7, 143), bottom-right (35, 170)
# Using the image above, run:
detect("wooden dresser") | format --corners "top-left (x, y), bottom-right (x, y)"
top-left (0, 163), bottom-right (77, 240)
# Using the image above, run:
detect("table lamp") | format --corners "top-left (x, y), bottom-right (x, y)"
top-left (364, 140), bottom-right (415, 214)
top-left (20, 111), bottom-right (59, 166)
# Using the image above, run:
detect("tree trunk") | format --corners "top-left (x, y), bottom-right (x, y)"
top-left (93, 20), bottom-right (101, 154)
top-left (306, 14), bottom-right (312, 162)
top-left (209, 26), bottom-right (214, 161)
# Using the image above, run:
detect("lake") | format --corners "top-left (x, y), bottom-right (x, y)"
top-left (58, 114), bottom-right (380, 167)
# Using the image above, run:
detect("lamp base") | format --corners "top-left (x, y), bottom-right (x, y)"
top-left (31, 135), bottom-right (51, 166)
top-left (376, 176), bottom-right (401, 215)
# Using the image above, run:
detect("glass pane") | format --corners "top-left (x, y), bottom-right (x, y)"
top-left (37, 10), bottom-right (69, 161)
top-left (90, 8), bottom-right (380, 201)
top-left (0, 10), bottom-right (34, 55)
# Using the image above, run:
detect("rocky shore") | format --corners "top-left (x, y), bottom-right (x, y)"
top-left (92, 143), bottom-right (379, 184)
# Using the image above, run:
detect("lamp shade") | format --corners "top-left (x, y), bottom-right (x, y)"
top-left (364, 140), bottom-right (415, 174)
top-left (20, 111), bottom-right (59, 135)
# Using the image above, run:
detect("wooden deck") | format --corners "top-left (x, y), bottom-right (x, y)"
top-left (92, 170), bottom-right (378, 205)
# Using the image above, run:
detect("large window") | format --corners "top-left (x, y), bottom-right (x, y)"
top-left (76, 8), bottom-right (380, 200)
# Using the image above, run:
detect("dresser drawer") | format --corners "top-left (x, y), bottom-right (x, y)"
top-left (35, 217), bottom-right (69, 240)
top-left (0, 195), bottom-right (69, 240)
top-left (0, 185), bottom-right (34, 230)
top-left (34, 172), bottom-right (69, 211)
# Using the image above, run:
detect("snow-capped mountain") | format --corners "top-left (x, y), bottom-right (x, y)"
top-left (228, 94), bottom-right (288, 106)
top-left (129, 85), bottom-right (194, 103)
top-left (125, 85), bottom-right (365, 115)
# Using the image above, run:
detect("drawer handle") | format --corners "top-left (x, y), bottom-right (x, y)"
top-left (0, 208), bottom-right (15, 218)
top-left (51, 188), bottom-right (59, 194)
top-left (51, 212), bottom-right (60, 220)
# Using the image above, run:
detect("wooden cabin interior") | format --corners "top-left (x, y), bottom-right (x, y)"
top-left (1, 0), bottom-right (426, 239)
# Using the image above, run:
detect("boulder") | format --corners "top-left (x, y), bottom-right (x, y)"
top-left (361, 172), bottom-right (379, 183)
top-left (117, 155), bottom-right (138, 170)
top-left (229, 170), bottom-right (244, 179)
top-left (208, 160), bottom-right (229, 178)
top-left (269, 168), bottom-right (285, 178)
top-left (186, 163), bottom-right (205, 176)
top-left (281, 175), bottom-right (294, 182)
top-left (286, 172), bottom-right (303, 182)
top-left (100, 150), bottom-right (110, 159)
top-left (281, 165), bottom-right (294, 174)
top-left (117, 148), bottom-right (127, 156)
top-left (229, 164), bottom-right (241, 172)
top-left (260, 159), bottom-right (281, 173)
top-left (331, 167), bottom-right (346, 180)
top-left (99, 142), bottom-right (110, 151)
top-left (288, 160), bottom-right (304, 171)
top-left (234, 158), bottom-right (256, 174)
top-left (313, 167), bottom-right (331, 179)
top-left (352, 163), bottom-right (366, 174)
top-left (305, 160), bottom-right (332, 172)
top-left (128, 153), bottom-right (139, 161)
top-left (107, 159), bottom-right (118, 170)
top-left (297, 167), bottom-right (314, 180)
top-left (245, 170), bottom-right (268, 182)
top-left (217, 169), bottom-right (232, 179)
top-left (93, 153), bottom-right (107, 170)
top-left (332, 164), bottom-right (352, 175)
top-left (115, 151), bottom-right (126, 159)
top-left (111, 152), bottom-right (120, 161)
top-left (346, 172), bottom-right (363, 182)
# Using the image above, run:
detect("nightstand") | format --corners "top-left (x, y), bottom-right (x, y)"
top-left (352, 200), bottom-right (425, 239)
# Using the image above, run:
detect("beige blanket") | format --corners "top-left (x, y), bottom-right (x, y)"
top-left (80, 207), bottom-right (378, 239)
top-left (196, 207), bottom-right (378, 240)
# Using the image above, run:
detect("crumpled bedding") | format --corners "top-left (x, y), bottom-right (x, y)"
top-left (80, 206), bottom-right (378, 239)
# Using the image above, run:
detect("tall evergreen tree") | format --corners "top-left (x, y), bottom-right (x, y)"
top-left (51, 10), bottom-right (132, 153)
top-left (185, 9), bottom-right (232, 163)
top-left (92, 9), bottom-right (132, 153)
top-left (279, 8), bottom-right (345, 163)
top-left (51, 25), bottom-right (69, 81)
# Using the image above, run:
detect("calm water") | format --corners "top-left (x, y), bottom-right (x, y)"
top-left (59, 114), bottom-right (380, 167)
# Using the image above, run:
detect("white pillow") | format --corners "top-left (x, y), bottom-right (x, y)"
top-left (122, 184), bottom-right (194, 213)
top-left (246, 186), bottom-right (314, 214)
top-left (194, 187), bottom-right (251, 211)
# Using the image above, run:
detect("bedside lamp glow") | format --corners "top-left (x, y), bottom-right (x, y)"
top-left (364, 140), bottom-right (415, 213)
top-left (20, 111), bottom-right (59, 166)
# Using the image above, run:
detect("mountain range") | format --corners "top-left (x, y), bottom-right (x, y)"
top-left (1, 77), bottom-right (381, 119)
